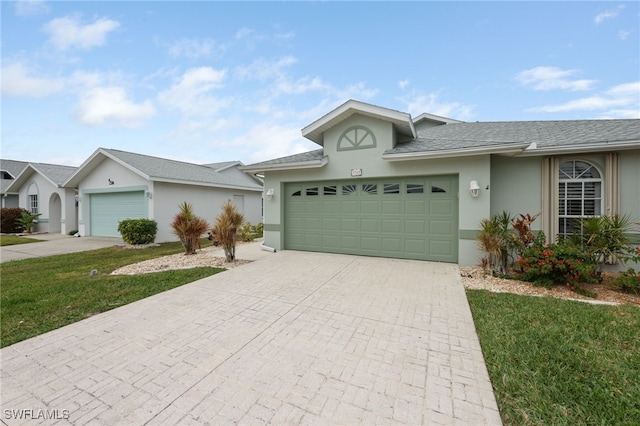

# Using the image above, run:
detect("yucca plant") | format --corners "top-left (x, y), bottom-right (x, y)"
top-left (476, 211), bottom-right (513, 275)
top-left (212, 200), bottom-right (245, 262)
top-left (171, 202), bottom-right (210, 255)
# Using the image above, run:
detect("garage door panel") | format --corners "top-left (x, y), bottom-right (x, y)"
top-left (430, 240), bottom-right (454, 257)
top-left (382, 219), bottom-right (402, 233)
top-left (405, 219), bottom-right (426, 234)
top-left (405, 200), bottom-right (426, 214)
top-left (382, 238), bottom-right (402, 254)
top-left (429, 220), bottom-right (452, 236)
top-left (323, 235), bottom-right (340, 250)
top-left (360, 218), bottom-right (379, 233)
top-left (360, 236), bottom-right (381, 251)
top-left (429, 199), bottom-right (453, 215)
top-left (405, 239), bottom-right (426, 255)
top-left (323, 201), bottom-right (340, 214)
top-left (323, 217), bottom-right (340, 232)
top-left (341, 218), bottom-right (359, 232)
top-left (361, 200), bottom-right (380, 213)
top-left (341, 235), bottom-right (360, 250)
top-left (382, 200), bottom-right (401, 214)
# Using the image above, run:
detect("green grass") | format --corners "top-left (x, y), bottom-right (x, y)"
top-left (467, 290), bottom-right (640, 425)
top-left (0, 242), bottom-right (224, 347)
top-left (0, 234), bottom-right (44, 246)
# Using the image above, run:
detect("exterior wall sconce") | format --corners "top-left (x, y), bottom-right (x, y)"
top-left (265, 188), bottom-right (275, 200)
top-left (470, 180), bottom-right (480, 198)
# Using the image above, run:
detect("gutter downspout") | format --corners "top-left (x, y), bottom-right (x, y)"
top-left (260, 241), bottom-right (277, 253)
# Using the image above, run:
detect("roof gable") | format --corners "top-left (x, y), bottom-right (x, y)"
top-left (302, 99), bottom-right (416, 145)
top-left (6, 162), bottom-right (77, 192)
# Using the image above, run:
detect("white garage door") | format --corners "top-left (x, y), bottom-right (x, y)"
top-left (90, 191), bottom-right (146, 237)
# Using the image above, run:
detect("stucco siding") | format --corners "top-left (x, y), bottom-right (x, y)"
top-left (154, 182), bottom-right (263, 242)
top-left (490, 156), bottom-right (543, 230)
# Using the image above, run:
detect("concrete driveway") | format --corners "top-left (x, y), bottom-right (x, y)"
top-left (1, 234), bottom-right (123, 263)
top-left (0, 247), bottom-right (502, 425)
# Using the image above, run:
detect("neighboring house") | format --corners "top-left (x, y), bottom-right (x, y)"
top-left (1, 159), bottom-right (28, 208)
top-left (5, 162), bottom-right (78, 234)
top-left (242, 99), bottom-right (640, 266)
top-left (64, 148), bottom-right (264, 242)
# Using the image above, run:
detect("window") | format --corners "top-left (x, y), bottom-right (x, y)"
top-left (407, 184), bottom-right (424, 194)
top-left (323, 185), bottom-right (337, 196)
top-left (431, 186), bottom-right (446, 193)
top-left (558, 160), bottom-right (602, 236)
top-left (1, 170), bottom-right (13, 179)
top-left (29, 194), bottom-right (38, 214)
top-left (362, 184), bottom-right (377, 195)
top-left (306, 187), bottom-right (319, 196)
top-left (383, 183), bottom-right (400, 194)
top-left (342, 184), bottom-right (356, 195)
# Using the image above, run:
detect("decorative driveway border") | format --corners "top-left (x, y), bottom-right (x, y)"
top-left (1, 251), bottom-right (502, 425)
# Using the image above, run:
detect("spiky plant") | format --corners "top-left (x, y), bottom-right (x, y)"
top-left (578, 214), bottom-right (634, 273)
top-left (171, 202), bottom-right (210, 255)
top-left (212, 200), bottom-right (245, 262)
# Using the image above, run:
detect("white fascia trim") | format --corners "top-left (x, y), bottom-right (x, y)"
top-left (239, 156), bottom-right (329, 173)
top-left (516, 140), bottom-right (640, 156)
top-left (382, 143), bottom-right (530, 161)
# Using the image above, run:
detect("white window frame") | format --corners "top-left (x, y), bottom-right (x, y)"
top-left (29, 194), bottom-right (39, 214)
top-left (557, 160), bottom-right (603, 237)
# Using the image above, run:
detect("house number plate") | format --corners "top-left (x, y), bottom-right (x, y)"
top-left (351, 168), bottom-right (362, 177)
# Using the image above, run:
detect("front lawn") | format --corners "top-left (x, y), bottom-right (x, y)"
top-left (467, 290), bottom-right (640, 425)
top-left (0, 242), bottom-right (224, 347)
top-left (0, 234), bottom-right (43, 246)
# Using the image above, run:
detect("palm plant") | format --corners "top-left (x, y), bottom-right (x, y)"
top-left (212, 200), bottom-right (245, 262)
top-left (171, 202), bottom-right (210, 255)
top-left (16, 211), bottom-right (42, 234)
top-left (578, 214), bottom-right (634, 273)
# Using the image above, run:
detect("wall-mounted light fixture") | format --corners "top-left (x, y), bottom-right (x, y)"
top-left (108, 179), bottom-right (115, 185)
top-left (265, 188), bottom-right (275, 200)
top-left (469, 180), bottom-right (480, 198)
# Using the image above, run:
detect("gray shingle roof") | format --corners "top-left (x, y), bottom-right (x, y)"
top-left (244, 149), bottom-right (325, 167)
top-left (1, 159), bottom-right (28, 193)
top-left (30, 163), bottom-right (77, 185)
top-left (103, 149), bottom-right (262, 190)
top-left (389, 119), bottom-right (640, 154)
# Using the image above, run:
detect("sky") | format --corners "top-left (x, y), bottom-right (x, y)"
top-left (2, 1), bottom-right (639, 167)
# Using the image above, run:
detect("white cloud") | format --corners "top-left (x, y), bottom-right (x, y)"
top-left (75, 87), bottom-right (156, 127)
top-left (0, 62), bottom-right (64, 97)
top-left (43, 15), bottom-right (120, 51)
top-left (528, 81), bottom-right (640, 118)
top-left (158, 67), bottom-right (229, 116)
top-left (617, 30), bottom-right (632, 40)
top-left (227, 123), bottom-right (316, 164)
top-left (594, 5), bottom-right (625, 25)
top-left (168, 38), bottom-right (222, 59)
top-left (404, 93), bottom-right (474, 120)
top-left (399, 79), bottom-right (410, 90)
top-left (235, 56), bottom-right (297, 81)
top-left (15, 0), bottom-right (50, 16)
top-left (515, 66), bottom-right (596, 91)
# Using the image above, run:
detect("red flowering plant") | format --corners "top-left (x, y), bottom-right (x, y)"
top-left (517, 233), bottom-right (598, 296)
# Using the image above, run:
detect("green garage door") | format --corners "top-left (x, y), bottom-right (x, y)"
top-left (90, 191), bottom-right (146, 237)
top-left (284, 176), bottom-right (458, 262)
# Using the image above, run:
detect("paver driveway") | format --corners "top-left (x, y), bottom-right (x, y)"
top-left (1, 250), bottom-right (502, 425)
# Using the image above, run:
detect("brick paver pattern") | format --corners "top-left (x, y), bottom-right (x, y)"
top-left (1, 250), bottom-right (502, 425)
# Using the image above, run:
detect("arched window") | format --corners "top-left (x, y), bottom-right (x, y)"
top-left (558, 160), bottom-right (602, 236)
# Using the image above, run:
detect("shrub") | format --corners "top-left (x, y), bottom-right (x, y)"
top-left (1, 208), bottom-right (28, 233)
top-left (613, 246), bottom-right (640, 295)
top-left (517, 235), bottom-right (598, 295)
top-left (171, 202), bottom-right (209, 255)
top-left (213, 200), bottom-right (244, 262)
top-left (476, 211), bottom-right (513, 275)
top-left (237, 222), bottom-right (265, 242)
top-left (117, 219), bottom-right (158, 245)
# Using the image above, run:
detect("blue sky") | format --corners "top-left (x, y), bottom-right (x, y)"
top-left (2, 1), bottom-right (639, 167)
